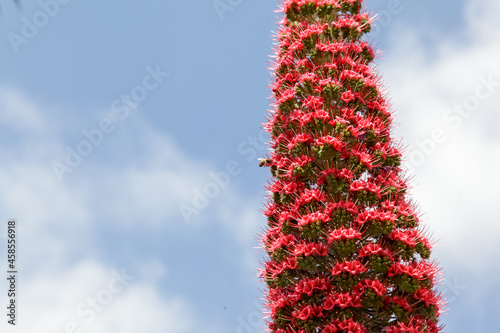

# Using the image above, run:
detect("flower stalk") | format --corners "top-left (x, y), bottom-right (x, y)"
top-left (259, 1), bottom-right (445, 332)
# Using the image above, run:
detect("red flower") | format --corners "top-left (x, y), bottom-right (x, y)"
top-left (323, 297), bottom-right (335, 310)
top-left (277, 210), bottom-right (292, 223)
top-left (299, 72), bottom-right (318, 83)
top-left (283, 257), bottom-right (297, 270)
top-left (351, 149), bottom-right (373, 168)
top-left (322, 324), bottom-right (339, 333)
top-left (385, 325), bottom-right (420, 333)
top-left (294, 305), bottom-right (312, 321)
top-left (277, 88), bottom-right (295, 104)
top-left (263, 202), bottom-right (278, 217)
top-left (269, 234), bottom-right (296, 252)
top-left (414, 287), bottom-right (439, 307)
top-left (333, 17), bottom-right (359, 30)
top-left (281, 181), bottom-right (299, 195)
top-left (328, 228), bottom-right (362, 242)
top-left (356, 209), bottom-right (394, 225)
top-left (295, 277), bottom-right (329, 296)
top-left (294, 242), bottom-right (328, 257)
top-left (331, 260), bottom-right (367, 275)
top-left (390, 229), bottom-right (417, 247)
top-left (340, 70), bottom-right (362, 81)
top-left (341, 90), bottom-right (356, 103)
top-left (335, 293), bottom-right (353, 308)
top-left (299, 23), bottom-right (327, 39)
top-left (388, 261), bottom-right (438, 281)
top-left (350, 180), bottom-right (365, 192)
top-left (293, 305), bottom-right (324, 321)
top-left (336, 318), bottom-right (366, 333)
top-left (359, 243), bottom-right (384, 257)
top-left (313, 110), bottom-right (331, 122)
top-left (289, 40), bottom-right (303, 53)
top-left (315, 135), bottom-right (345, 151)
top-left (298, 211), bottom-right (330, 227)
top-left (363, 279), bottom-right (386, 296)
top-left (316, 42), bottom-right (345, 53)
top-left (299, 188), bottom-right (326, 203)
top-left (302, 96), bottom-right (324, 110)
top-left (283, 71), bottom-right (299, 83)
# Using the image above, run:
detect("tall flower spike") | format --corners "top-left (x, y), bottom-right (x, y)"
top-left (259, 1), bottom-right (445, 332)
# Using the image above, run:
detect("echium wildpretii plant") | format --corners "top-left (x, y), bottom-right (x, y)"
top-left (259, 0), bottom-right (445, 332)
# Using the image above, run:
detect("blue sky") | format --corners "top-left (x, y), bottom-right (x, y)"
top-left (0, 0), bottom-right (499, 332)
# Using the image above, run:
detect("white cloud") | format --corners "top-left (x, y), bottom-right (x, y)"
top-left (379, 0), bottom-right (500, 272)
top-left (2, 261), bottom-right (194, 333)
top-left (86, 286), bottom-right (193, 333)
top-left (0, 83), bottom-right (268, 333)
top-left (214, 190), bottom-right (265, 269)
top-left (0, 88), bottom-right (212, 332)
top-left (0, 85), bottom-right (212, 233)
top-left (0, 87), bottom-right (49, 133)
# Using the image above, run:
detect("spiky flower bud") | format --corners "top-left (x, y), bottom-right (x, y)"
top-left (259, 1), bottom-right (445, 332)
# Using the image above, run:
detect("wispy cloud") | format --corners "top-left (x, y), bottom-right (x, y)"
top-left (380, 0), bottom-right (500, 262)
top-left (0, 87), bottom-right (208, 332)
top-left (379, 0), bottom-right (500, 328)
